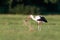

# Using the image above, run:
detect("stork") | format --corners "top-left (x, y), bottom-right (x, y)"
top-left (25, 15), bottom-right (48, 31)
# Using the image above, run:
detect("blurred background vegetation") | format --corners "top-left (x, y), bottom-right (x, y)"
top-left (0, 0), bottom-right (60, 14)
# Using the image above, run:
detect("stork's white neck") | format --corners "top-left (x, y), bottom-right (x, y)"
top-left (29, 15), bottom-right (36, 21)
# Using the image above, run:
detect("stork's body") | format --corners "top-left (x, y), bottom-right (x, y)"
top-left (30, 15), bottom-right (47, 23)
top-left (25, 15), bottom-right (48, 31)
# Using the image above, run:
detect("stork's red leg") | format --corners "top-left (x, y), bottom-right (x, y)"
top-left (37, 21), bottom-right (42, 31)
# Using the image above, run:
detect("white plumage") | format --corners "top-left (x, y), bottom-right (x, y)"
top-left (29, 15), bottom-right (47, 23)
top-left (25, 15), bottom-right (47, 31)
top-left (30, 15), bottom-right (41, 22)
top-left (35, 16), bottom-right (41, 20)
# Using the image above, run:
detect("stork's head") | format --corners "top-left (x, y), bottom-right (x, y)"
top-left (26, 15), bottom-right (33, 19)
top-left (29, 15), bottom-right (34, 18)
top-left (25, 15), bottom-right (33, 21)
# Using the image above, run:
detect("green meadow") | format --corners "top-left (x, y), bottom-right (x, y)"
top-left (0, 14), bottom-right (60, 40)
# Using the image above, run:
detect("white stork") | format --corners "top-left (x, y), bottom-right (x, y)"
top-left (25, 15), bottom-right (48, 31)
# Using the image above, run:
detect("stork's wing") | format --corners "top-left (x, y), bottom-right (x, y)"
top-left (41, 16), bottom-right (48, 22)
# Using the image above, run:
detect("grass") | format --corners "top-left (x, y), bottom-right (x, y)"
top-left (0, 14), bottom-right (60, 40)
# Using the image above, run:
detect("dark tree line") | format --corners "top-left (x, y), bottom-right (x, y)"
top-left (0, 0), bottom-right (60, 14)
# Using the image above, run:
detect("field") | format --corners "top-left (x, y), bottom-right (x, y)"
top-left (0, 14), bottom-right (60, 40)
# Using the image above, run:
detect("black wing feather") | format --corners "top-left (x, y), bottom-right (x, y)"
top-left (41, 16), bottom-right (48, 22)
